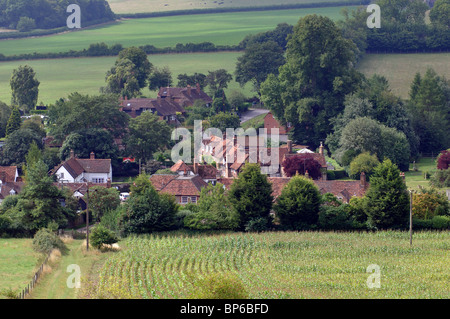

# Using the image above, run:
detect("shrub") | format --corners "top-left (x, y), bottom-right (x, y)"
top-left (431, 216), bottom-right (450, 230)
top-left (188, 272), bottom-right (248, 299)
top-left (436, 149), bottom-right (450, 170)
top-left (318, 205), bottom-right (353, 230)
top-left (244, 217), bottom-right (272, 232)
top-left (430, 168), bottom-right (450, 188)
top-left (16, 17), bottom-right (36, 32)
top-left (32, 228), bottom-right (67, 254)
top-left (349, 152), bottom-right (380, 180)
top-left (90, 225), bottom-right (118, 250)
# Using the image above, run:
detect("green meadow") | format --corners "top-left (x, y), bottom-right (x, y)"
top-left (0, 239), bottom-right (42, 295)
top-left (0, 6), bottom-right (353, 57)
top-left (0, 52), bottom-right (254, 105)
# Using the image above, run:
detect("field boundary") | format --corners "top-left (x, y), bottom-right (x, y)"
top-left (17, 253), bottom-right (50, 299)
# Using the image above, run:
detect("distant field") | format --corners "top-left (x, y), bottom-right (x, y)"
top-left (357, 53), bottom-right (450, 99)
top-left (0, 239), bottom-right (41, 295)
top-left (0, 52), bottom-right (252, 105)
top-left (0, 51), bottom-right (447, 105)
top-left (108, 0), bottom-right (349, 14)
top-left (0, 6), bottom-right (352, 57)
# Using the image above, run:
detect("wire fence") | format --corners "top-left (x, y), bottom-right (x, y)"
top-left (17, 254), bottom-right (50, 299)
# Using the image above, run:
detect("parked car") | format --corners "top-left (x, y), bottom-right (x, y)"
top-left (120, 192), bottom-right (130, 201)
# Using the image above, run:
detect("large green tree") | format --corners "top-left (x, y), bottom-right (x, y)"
top-left (364, 159), bottom-right (409, 229)
top-left (47, 93), bottom-right (129, 142)
top-left (10, 65), bottom-right (40, 113)
top-left (235, 40), bottom-right (285, 94)
top-left (429, 0), bottom-right (450, 28)
top-left (228, 163), bottom-right (273, 231)
top-left (1, 128), bottom-right (43, 167)
top-left (260, 14), bottom-right (361, 147)
top-left (124, 111), bottom-right (171, 163)
top-left (274, 175), bottom-right (322, 230)
top-left (5, 106), bottom-right (21, 137)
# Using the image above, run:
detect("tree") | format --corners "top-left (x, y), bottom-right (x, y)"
top-left (377, 0), bottom-right (428, 25)
top-left (21, 115), bottom-right (46, 140)
top-left (121, 174), bottom-right (178, 234)
top-left (228, 163), bottom-right (273, 230)
top-left (5, 106), bottom-right (21, 137)
top-left (8, 160), bottom-right (74, 234)
top-left (281, 154), bottom-right (323, 179)
top-left (117, 46), bottom-right (152, 89)
top-left (16, 16), bottom-right (36, 32)
top-left (429, 0), bottom-right (450, 28)
top-left (437, 149), bottom-right (450, 170)
top-left (274, 175), bottom-right (322, 230)
top-left (177, 73), bottom-right (207, 89)
top-left (0, 101), bottom-right (11, 138)
top-left (59, 128), bottom-right (119, 161)
top-left (1, 128), bottom-right (43, 167)
top-left (148, 66), bottom-right (173, 91)
top-left (10, 65), bottom-right (40, 113)
top-left (412, 188), bottom-right (449, 220)
top-left (208, 112), bottom-right (240, 133)
top-left (235, 41), bottom-right (285, 94)
top-left (349, 152), bottom-right (380, 180)
top-left (46, 93), bottom-right (129, 142)
top-left (184, 183), bottom-right (238, 230)
top-left (364, 159), bottom-right (409, 229)
top-left (124, 111), bottom-right (171, 163)
top-left (90, 224), bottom-right (118, 250)
top-left (260, 14), bottom-right (360, 148)
top-left (88, 186), bottom-right (120, 222)
top-left (104, 58), bottom-right (142, 98)
top-left (205, 69), bottom-right (233, 95)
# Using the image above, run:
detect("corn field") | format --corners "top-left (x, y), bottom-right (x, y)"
top-left (93, 231), bottom-right (450, 299)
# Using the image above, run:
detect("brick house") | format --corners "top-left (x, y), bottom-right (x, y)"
top-left (263, 112), bottom-right (292, 142)
top-left (150, 173), bottom-right (208, 205)
top-left (0, 166), bottom-right (24, 204)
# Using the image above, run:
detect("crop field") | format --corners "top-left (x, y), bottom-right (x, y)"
top-left (0, 52), bottom-right (252, 105)
top-left (108, 0), bottom-right (351, 14)
top-left (357, 53), bottom-right (450, 99)
top-left (92, 231), bottom-right (450, 299)
top-left (0, 6), bottom-right (353, 57)
top-left (0, 239), bottom-right (41, 295)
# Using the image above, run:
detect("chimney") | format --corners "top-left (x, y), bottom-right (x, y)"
top-left (287, 140), bottom-right (292, 153)
top-left (360, 171), bottom-right (367, 188)
top-left (187, 85), bottom-right (192, 96)
top-left (90, 152), bottom-right (95, 160)
top-left (305, 170), bottom-right (310, 179)
top-left (319, 141), bottom-right (324, 156)
top-left (70, 149), bottom-right (75, 159)
top-left (107, 178), bottom-right (111, 188)
top-left (193, 158), bottom-right (198, 175)
top-left (196, 83), bottom-right (200, 92)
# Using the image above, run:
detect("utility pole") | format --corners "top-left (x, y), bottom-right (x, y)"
top-left (86, 182), bottom-right (90, 251)
top-left (409, 190), bottom-right (413, 246)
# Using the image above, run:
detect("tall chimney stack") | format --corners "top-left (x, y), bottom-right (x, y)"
top-left (360, 171), bottom-right (367, 188)
top-left (90, 152), bottom-right (95, 160)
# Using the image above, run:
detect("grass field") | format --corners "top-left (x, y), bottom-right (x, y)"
top-left (1, 52), bottom-right (447, 106)
top-left (404, 157), bottom-right (439, 191)
top-left (0, 52), bottom-right (253, 105)
top-left (357, 53), bottom-right (450, 99)
top-left (0, 6), bottom-right (352, 57)
top-left (108, 0), bottom-right (352, 14)
top-left (88, 231), bottom-right (449, 299)
top-left (0, 239), bottom-right (42, 296)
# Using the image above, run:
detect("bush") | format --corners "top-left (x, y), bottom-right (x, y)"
top-left (244, 217), bottom-right (271, 232)
top-left (16, 17), bottom-right (36, 32)
top-left (188, 272), bottom-right (248, 299)
top-left (32, 228), bottom-right (67, 254)
top-left (90, 225), bottom-right (118, 250)
top-left (318, 205), bottom-right (353, 230)
top-left (431, 216), bottom-right (450, 230)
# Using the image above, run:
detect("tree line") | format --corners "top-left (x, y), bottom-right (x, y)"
top-left (0, 0), bottom-right (115, 31)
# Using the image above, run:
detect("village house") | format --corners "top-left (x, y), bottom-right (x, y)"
top-left (50, 150), bottom-right (112, 185)
top-left (262, 112), bottom-right (292, 142)
top-left (0, 166), bottom-right (24, 204)
top-left (119, 84), bottom-right (213, 125)
top-left (170, 159), bottom-right (219, 185)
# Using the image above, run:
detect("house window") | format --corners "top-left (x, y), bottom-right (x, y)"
top-left (60, 173), bottom-right (64, 179)
top-left (92, 178), bottom-right (105, 184)
top-left (181, 196), bottom-right (189, 204)
top-left (190, 196), bottom-right (197, 203)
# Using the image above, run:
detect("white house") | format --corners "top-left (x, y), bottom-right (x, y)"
top-left (50, 150), bottom-right (112, 184)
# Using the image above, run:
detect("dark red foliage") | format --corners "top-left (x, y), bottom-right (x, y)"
top-left (282, 154), bottom-right (322, 179)
top-left (437, 150), bottom-right (450, 170)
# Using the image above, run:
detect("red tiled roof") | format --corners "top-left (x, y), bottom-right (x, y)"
top-left (50, 156), bottom-right (111, 178)
top-left (0, 166), bottom-right (18, 183)
top-left (0, 182), bottom-right (24, 199)
top-left (150, 174), bottom-right (208, 196)
top-left (170, 160), bottom-right (191, 173)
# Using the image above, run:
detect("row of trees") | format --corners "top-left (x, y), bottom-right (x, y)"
top-left (0, 0), bottom-right (115, 30)
top-left (93, 159), bottom-right (449, 240)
